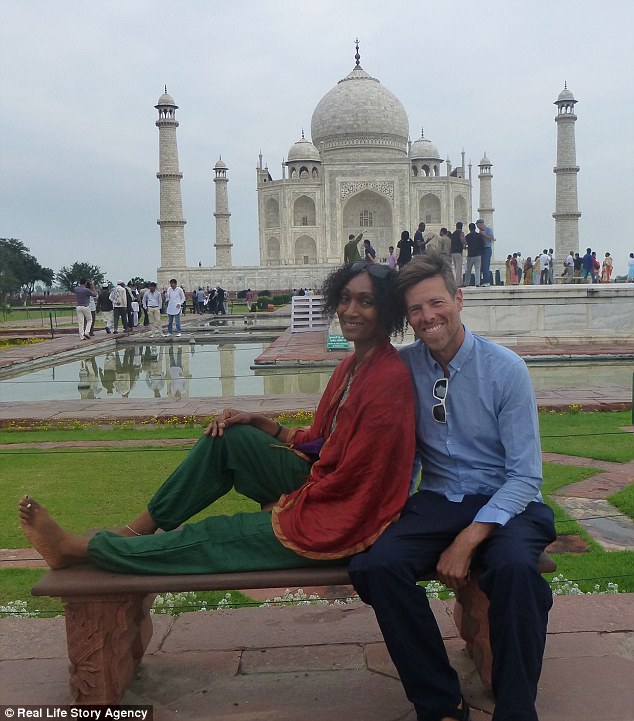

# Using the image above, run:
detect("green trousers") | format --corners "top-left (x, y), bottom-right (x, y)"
top-left (88, 425), bottom-right (336, 574)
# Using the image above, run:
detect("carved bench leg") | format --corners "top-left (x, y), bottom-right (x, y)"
top-left (62, 592), bottom-right (154, 704)
top-left (453, 576), bottom-right (492, 692)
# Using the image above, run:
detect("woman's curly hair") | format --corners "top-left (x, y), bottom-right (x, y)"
top-left (321, 263), bottom-right (407, 338)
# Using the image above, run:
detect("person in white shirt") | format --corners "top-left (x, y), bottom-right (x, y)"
top-left (564, 251), bottom-right (574, 283)
top-left (165, 279), bottom-right (185, 336)
top-left (539, 250), bottom-right (551, 285)
top-left (110, 281), bottom-right (130, 334)
top-left (142, 282), bottom-right (163, 337)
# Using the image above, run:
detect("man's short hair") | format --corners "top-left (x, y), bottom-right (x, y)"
top-left (456, 222), bottom-right (463, 229)
top-left (348, 234), bottom-right (355, 240)
top-left (396, 250), bottom-right (458, 299)
top-left (476, 219), bottom-right (484, 225)
top-left (169, 278), bottom-right (177, 284)
top-left (149, 282), bottom-right (157, 287)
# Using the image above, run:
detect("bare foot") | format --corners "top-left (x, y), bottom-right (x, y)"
top-left (18, 496), bottom-right (89, 569)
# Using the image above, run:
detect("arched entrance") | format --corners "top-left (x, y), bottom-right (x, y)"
top-left (342, 190), bottom-right (394, 262)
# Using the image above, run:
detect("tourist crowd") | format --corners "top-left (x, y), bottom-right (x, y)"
top-left (346, 223), bottom-right (634, 287)
top-left (73, 278), bottom-right (234, 339)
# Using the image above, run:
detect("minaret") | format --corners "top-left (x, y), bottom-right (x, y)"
top-left (553, 83), bottom-right (581, 263)
top-left (478, 153), bottom-right (495, 255)
top-left (155, 89), bottom-right (187, 270)
top-left (213, 157), bottom-right (232, 268)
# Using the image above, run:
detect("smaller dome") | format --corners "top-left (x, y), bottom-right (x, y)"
top-left (214, 158), bottom-right (227, 170)
top-left (287, 136), bottom-right (321, 163)
top-left (410, 129), bottom-right (441, 161)
top-left (157, 92), bottom-right (176, 106)
top-left (557, 86), bottom-right (575, 102)
top-left (479, 152), bottom-right (492, 166)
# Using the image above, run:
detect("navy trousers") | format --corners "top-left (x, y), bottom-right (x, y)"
top-left (348, 491), bottom-right (556, 721)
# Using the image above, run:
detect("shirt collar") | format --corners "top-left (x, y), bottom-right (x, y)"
top-left (420, 325), bottom-right (473, 377)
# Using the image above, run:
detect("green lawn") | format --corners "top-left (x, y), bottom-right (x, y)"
top-left (539, 409), bottom-right (633, 462)
top-left (0, 426), bottom-right (204, 444)
top-left (608, 485), bottom-right (634, 518)
top-left (0, 448), bottom-right (259, 548)
top-left (1, 410), bottom-right (632, 614)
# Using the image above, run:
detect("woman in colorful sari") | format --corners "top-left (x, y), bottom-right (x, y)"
top-left (601, 252), bottom-right (613, 283)
top-left (523, 257), bottom-right (534, 285)
top-left (20, 263), bottom-right (415, 575)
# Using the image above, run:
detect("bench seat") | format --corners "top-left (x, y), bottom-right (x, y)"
top-left (32, 554), bottom-right (556, 705)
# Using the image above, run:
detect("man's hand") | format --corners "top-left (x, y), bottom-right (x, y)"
top-left (436, 522), bottom-right (496, 590)
top-left (205, 408), bottom-right (253, 437)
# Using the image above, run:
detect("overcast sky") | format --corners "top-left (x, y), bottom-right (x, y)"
top-left (1, 0), bottom-right (633, 283)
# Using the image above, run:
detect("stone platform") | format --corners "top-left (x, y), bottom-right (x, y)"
top-left (1, 596), bottom-right (633, 720)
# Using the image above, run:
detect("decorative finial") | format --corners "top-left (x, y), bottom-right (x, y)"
top-left (301, 128), bottom-right (305, 139)
top-left (421, 125), bottom-right (424, 138)
top-left (164, 84), bottom-right (167, 94)
top-left (354, 38), bottom-right (360, 67)
top-left (564, 81), bottom-right (567, 89)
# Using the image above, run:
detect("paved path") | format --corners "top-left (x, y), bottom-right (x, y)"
top-left (1, 596), bottom-right (632, 720)
top-left (543, 453), bottom-right (634, 550)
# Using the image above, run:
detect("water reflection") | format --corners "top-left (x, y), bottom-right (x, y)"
top-left (0, 342), bottom-right (334, 402)
top-left (1, 342), bottom-right (631, 404)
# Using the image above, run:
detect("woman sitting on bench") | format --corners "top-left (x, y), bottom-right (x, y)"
top-left (19, 262), bottom-right (416, 575)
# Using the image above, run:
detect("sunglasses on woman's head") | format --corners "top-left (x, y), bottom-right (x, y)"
top-left (350, 261), bottom-right (391, 278)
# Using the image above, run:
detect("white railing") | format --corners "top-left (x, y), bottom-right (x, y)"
top-left (291, 294), bottom-right (329, 333)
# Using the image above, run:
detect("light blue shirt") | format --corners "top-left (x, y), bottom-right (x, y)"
top-left (479, 224), bottom-right (495, 248)
top-left (399, 328), bottom-right (543, 526)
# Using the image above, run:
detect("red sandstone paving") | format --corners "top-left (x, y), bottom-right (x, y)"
top-left (2, 598), bottom-right (632, 720)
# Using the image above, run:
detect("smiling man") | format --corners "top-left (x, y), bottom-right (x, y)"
top-left (349, 251), bottom-right (556, 721)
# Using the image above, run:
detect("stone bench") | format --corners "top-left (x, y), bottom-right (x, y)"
top-left (32, 553), bottom-right (556, 705)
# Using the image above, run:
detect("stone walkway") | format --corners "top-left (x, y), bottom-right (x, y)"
top-left (542, 453), bottom-right (634, 550)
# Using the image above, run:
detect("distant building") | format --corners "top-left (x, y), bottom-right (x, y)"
top-left (156, 47), bottom-right (491, 290)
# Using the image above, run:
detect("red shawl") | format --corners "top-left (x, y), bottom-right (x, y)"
top-left (271, 340), bottom-right (415, 559)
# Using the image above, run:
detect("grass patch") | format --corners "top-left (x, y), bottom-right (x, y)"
top-left (608, 485), bottom-right (634, 519)
top-left (0, 569), bottom-right (62, 616)
top-left (0, 449), bottom-right (258, 547)
top-left (0, 427), bottom-right (203, 444)
top-left (539, 409), bottom-right (633, 462)
top-left (544, 551), bottom-right (634, 593)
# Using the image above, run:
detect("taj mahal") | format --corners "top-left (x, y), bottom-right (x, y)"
top-left (155, 46), bottom-right (579, 290)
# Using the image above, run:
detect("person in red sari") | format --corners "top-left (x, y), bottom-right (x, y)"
top-left (19, 263), bottom-right (415, 574)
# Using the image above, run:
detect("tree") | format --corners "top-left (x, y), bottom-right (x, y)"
top-left (128, 276), bottom-right (149, 288)
top-left (0, 238), bottom-right (54, 303)
top-left (56, 262), bottom-right (105, 291)
top-left (20, 255), bottom-right (55, 301)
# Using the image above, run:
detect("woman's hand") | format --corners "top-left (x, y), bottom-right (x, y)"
top-left (205, 408), bottom-right (254, 437)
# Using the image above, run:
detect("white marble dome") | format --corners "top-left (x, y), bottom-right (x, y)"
top-left (557, 86), bottom-right (575, 102)
top-left (287, 136), bottom-right (321, 162)
top-left (157, 92), bottom-right (176, 106)
top-left (410, 130), bottom-right (441, 160)
top-left (311, 65), bottom-right (409, 153)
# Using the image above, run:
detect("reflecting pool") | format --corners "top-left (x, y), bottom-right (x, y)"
top-left (0, 341), bottom-right (631, 403)
top-left (0, 342), bottom-right (334, 401)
